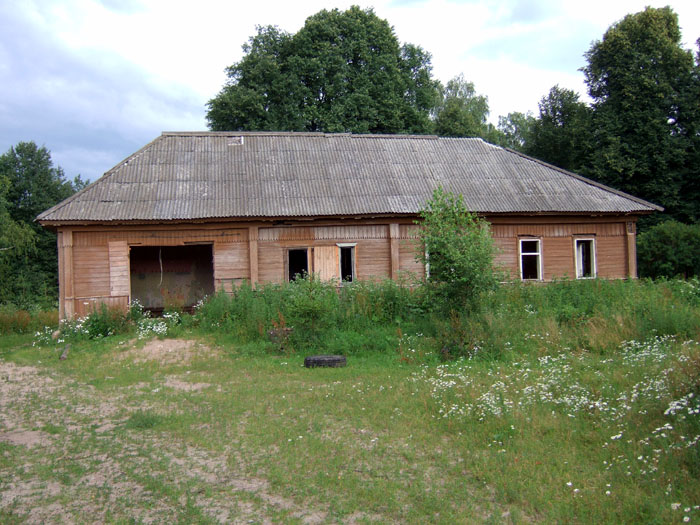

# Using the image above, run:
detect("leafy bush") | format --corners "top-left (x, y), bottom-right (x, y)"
top-left (0, 304), bottom-right (58, 334)
top-left (637, 220), bottom-right (700, 279)
top-left (415, 187), bottom-right (499, 312)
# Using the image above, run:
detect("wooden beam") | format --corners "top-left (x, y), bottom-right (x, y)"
top-left (62, 229), bottom-right (75, 320)
top-left (249, 226), bottom-right (259, 286)
top-left (389, 223), bottom-right (400, 280)
top-left (626, 221), bottom-right (637, 278)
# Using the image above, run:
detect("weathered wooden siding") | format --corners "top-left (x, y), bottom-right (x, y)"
top-left (597, 236), bottom-right (627, 277)
top-left (356, 239), bottom-right (391, 281)
top-left (108, 241), bottom-right (129, 297)
top-left (489, 220), bottom-right (630, 280)
top-left (55, 216), bottom-right (638, 319)
top-left (73, 246), bottom-right (109, 298)
top-left (214, 242), bottom-right (250, 291)
top-left (257, 242), bottom-right (285, 284)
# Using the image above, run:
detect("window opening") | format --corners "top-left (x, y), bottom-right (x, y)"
top-left (520, 239), bottom-right (541, 280)
top-left (340, 246), bottom-right (354, 282)
top-left (575, 239), bottom-right (595, 279)
top-left (288, 249), bottom-right (308, 281)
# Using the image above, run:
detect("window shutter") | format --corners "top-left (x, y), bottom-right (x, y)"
top-left (313, 246), bottom-right (339, 281)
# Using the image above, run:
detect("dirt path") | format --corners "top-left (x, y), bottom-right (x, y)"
top-left (0, 341), bottom-right (329, 524)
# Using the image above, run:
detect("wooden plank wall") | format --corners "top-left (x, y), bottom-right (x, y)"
top-left (56, 217), bottom-right (635, 319)
top-left (73, 246), bottom-right (109, 297)
top-left (214, 242), bottom-right (250, 292)
top-left (108, 241), bottom-right (129, 297)
top-left (397, 225), bottom-right (424, 279)
top-left (490, 221), bottom-right (629, 280)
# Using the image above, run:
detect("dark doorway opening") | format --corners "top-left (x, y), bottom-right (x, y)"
top-left (288, 249), bottom-right (308, 281)
top-left (130, 245), bottom-right (214, 314)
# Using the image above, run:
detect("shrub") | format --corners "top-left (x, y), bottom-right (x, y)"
top-left (637, 220), bottom-right (700, 279)
top-left (415, 187), bottom-right (499, 312)
top-left (0, 304), bottom-right (58, 334)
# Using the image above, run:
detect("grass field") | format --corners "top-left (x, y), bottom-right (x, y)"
top-left (1, 279), bottom-right (699, 523)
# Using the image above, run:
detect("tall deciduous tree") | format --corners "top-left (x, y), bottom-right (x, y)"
top-left (0, 142), bottom-right (85, 307)
top-left (497, 111), bottom-right (535, 151)
top-left (582, 6), bottom-right (699, 222)
top-left (433, 75), bottom-right (492, 138)
top-left (207, 7), bottom-right (441, 134)
top-left (525, 86), bottom-right (591, 172)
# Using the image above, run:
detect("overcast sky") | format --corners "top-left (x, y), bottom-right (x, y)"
top-left (1, 0), bottom-right (699, 182)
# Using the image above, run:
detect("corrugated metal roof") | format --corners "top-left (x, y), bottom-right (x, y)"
top-left (37, 132), bottom-right (661, 223)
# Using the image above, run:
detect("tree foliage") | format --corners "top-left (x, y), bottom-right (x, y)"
top-left (207, 6), bottom-right (441, 134)
top-left (637, 220), bottom-right (700, 279)
top-left (525, 86), bottom-right (591, 172)
top-left (0, 142), bottom-right (85, 307)
top-left (582, 6), bottom-right (699, 222)
top-left (434, 75), bottom-right (489, 137)
top-left (416, 187), bottom-right (498, 312)
top-left (497, 111), bottom-right (535, 151)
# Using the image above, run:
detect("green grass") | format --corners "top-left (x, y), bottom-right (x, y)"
top-left (1, 279), bottom-right (699, 522)
top-left (2, 331), bottom-right (699, 522)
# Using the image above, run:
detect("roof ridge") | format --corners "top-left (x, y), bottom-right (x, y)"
top-left (160, 131), bottom-right (441, 140)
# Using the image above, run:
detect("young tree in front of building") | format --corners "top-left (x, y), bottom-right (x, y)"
top-left (416, 187), bottom-right (499, 313)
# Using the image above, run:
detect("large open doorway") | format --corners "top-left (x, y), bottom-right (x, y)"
top-left (130, 245), bottom-right (214, 314)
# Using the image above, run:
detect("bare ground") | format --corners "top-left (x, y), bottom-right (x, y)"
top-left (0, 339), bottom-right (332, 524)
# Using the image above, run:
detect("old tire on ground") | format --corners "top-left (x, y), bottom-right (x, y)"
top-left (304, 355), bottom-right (347, 368)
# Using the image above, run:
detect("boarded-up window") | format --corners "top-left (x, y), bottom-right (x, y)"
top-left (313, 246), bottom-right (339, 281)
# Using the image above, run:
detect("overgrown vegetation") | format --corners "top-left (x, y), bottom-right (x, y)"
top-left (2, 277), bottom-right (699, 523)
top-left (417, 186), bottom-right (499, 313)
top-left (25, 278), bottom-right (700, 361)
top-left (638, 220), bottom-right (700, 278)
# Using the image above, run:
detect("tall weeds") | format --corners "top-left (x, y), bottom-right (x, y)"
top-left (192, 276), bottom-right (699, 359)
top-left (26, 277), bottom-right (700, 360)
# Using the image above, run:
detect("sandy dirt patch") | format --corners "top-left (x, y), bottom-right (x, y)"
top-left (120, 338), bottom-right (217, 365)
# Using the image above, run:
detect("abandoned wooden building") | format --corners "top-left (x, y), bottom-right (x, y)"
top-left (37, 132), bottom-right (661, 319)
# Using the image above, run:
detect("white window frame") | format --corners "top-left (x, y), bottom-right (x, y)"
top-left (519, 238), bottom-right (542, 281)
top-left (574, 238), bottom-right (597, 279)
top-left (336, 243), bottom-right (356, 282)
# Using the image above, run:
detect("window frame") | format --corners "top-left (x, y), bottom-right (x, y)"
top-left (519, 238), bottom-right (543, 281)
top-left (336, 243), bottom-right (356, 283)
top-left (574, 237), bottom-right (596, 279)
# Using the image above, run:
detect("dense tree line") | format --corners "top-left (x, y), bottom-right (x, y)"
top-left (0, 142), bottom-right (85, 307)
